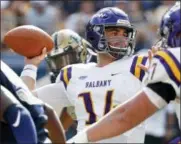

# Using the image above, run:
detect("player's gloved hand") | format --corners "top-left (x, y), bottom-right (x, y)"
top-left (24, 47), bottom-right (47, 67)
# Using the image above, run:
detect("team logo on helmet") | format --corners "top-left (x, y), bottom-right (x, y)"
top-left (117, 19), bottom-right (130, 25)
top-left (96, 13), bottom-right (107, 18)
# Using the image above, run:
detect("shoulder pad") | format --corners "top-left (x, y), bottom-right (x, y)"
top-left (58, 65), bottom-right (73, 89)
top-left (57, 63), bottom-right (96, 89)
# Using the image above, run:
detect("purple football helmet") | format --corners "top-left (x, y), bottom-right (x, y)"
top-left (159, 1), bottom-right (181, 48)
top-left (86, 7), bottom-right (137, 59)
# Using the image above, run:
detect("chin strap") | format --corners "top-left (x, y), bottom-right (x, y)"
top-left (108, 45), bottom-right (133, 60)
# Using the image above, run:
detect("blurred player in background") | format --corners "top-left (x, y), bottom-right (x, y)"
top-left (21, 7), bottom-right (151, 143)
top-left (46, 29), bottom-right (96, 140)
top-left (0, 60), bottom-right (66, 144)
top-left (36, 29), bottom-right (96, 88)
top-left (46, 29), bottom-right (95, 84)
top-left (68, 2), bottom-right (180, 143)
top-left (163, 103), bottom-right (180, 143)
top-left (22, 29), bottom-right (95, 140)
top-left (45, 29), bottom-right (96, 140)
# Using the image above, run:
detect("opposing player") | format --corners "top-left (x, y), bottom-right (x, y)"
top-left (0, 60), bottom-right (66, 143)
top-left (68, 2), bottom-right (181, 143)
top-left (21, 8), bottom-right (151, 143)
top-left (0, 85), bottom-right (38, 144)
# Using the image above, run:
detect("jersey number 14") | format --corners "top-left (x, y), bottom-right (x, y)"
top-left (78, 90), bottom-right (114, 125)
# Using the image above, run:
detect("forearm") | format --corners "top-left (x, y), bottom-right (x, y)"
top-left (87, 91), bottom-right (158, 142)
top-left (21, 76), bottom-right (36, 91)
top-left (44, 103), bottom-right (66, 144)
top-left (86, 107), bottom-right (128, 141)
top-left (60, 108), bottom-right (74, 131)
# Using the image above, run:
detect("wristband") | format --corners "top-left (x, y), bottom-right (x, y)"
top-left (20, 65), bottom-right (38, 80)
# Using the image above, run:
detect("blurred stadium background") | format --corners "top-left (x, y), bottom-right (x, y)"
top-left (1, 1), bottom-right (180, 143)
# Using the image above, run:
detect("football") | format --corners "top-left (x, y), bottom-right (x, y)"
top-left (4, 25), bottom-right (54, 58)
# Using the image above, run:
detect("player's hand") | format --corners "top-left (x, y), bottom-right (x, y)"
top-left (151, 45), bottom-right (162, 54)
top-left (138, 50), bottom-right (153, 72)
top-left (138, 46), bottom-right (162, 72)
top-left (24, 48), bottom-right (47, 67)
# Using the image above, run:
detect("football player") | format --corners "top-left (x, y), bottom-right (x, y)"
top-left (22, 29), bottom-right (95, 139)
top-left (46, 29), bottom-right (95, 84)
top-left (22, 30), bottom-right (93, 141)
top-left (0, 60), bottom-right (66, 144)
top-left (20, 8), bottom-right (151, 143)
top-left (45, 29), bottom-right (95, 139)
top-left (0, 85), bottom-right (37, 144)
top-left (46, 29), bottom-right (96, 140)
top-left (67, 2), bottom-right (181, 143)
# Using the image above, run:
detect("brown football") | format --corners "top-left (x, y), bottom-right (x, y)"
top-left (4, 25), bottom-right (54, 58)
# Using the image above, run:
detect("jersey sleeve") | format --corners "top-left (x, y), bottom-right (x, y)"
top-left (56, 65), bottom-right (73, 89)
top-left (130, 55), bottom-right (148, 81)
top-left (143, 49), bottom-right (180, 109)
top-left (146, 50), bottom-right (180, 96)
top-left (34, 82), bottom-right (72, 115)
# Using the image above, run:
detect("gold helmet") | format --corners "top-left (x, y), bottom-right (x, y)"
top-left (46, 29), bottom-right (94, 82)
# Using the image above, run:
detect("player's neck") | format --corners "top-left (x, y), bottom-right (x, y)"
top-left (96, 53), bottom-right (115, 67)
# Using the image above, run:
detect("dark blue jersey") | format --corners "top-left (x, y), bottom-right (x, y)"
top-left (0, 60), bottom-right (50, 143)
